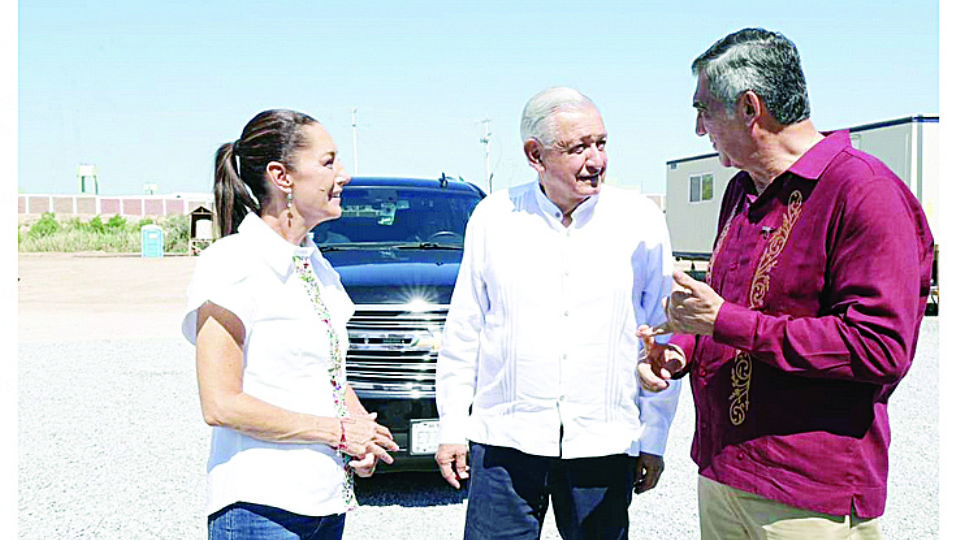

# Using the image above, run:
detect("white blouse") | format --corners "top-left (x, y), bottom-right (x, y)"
top-left (182, 213), bottom-right (355, 517)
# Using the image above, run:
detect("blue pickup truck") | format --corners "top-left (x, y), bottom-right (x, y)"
top-left (312, 176), bottom-right (486, 471)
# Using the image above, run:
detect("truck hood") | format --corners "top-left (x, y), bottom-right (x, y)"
top-left (323, 248), bottom-right (462, 305)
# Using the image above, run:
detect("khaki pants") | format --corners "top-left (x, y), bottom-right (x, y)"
top-left (698, 475), bottom-right (882, 540)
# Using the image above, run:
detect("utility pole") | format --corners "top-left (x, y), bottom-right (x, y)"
top-left (351, 107), bottom-right (359, 176)
top-left (480, 118), bottom-right (492, 193)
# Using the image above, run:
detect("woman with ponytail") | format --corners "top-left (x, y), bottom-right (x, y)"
top-left (182, 109), bottom-right (398, 539)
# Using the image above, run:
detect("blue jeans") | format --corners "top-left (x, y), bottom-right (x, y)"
top-left (208, 502), bottom-right (346, 540)
top-left (464, 442), bottom-right (637, 540)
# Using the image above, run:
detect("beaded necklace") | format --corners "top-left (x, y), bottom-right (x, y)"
top-left (291, 253), bottom-right (357, 510)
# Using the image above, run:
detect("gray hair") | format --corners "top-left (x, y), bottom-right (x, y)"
top-left (520, 87), bottom-right (597, 146)
top-left (692, 28), bottom-right (811, 125)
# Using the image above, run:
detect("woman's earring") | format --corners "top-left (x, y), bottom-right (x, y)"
top-left (286, 191), bottom-right (293, 212)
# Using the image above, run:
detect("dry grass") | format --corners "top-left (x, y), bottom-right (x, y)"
top-left (18, 213), bottom-right (190, 253)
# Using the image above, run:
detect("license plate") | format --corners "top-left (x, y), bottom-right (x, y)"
top-left (409, 419), bottom-right (439, 455)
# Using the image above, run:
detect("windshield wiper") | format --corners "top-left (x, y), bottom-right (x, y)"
top-left (318, 242), bottom-right (399, 252)
top-left (392, 242), bottom-right (463, 250)
top-left (319, 241), bottom-right (462, 251)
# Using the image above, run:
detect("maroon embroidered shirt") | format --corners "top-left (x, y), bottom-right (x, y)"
top-left (670, 130), bottom-right (934, 518)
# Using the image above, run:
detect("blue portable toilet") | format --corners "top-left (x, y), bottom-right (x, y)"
top-left (141, 224), bottom-right (164, 258)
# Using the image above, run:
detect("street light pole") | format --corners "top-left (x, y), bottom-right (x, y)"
top-left (480, 118), bottom-right (492, 192)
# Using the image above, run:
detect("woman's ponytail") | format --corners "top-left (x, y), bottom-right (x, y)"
top-left (213, 141), bottom-right (258, 237)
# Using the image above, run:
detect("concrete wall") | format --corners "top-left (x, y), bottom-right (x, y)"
top-left (18, 194), bottom-right (213, 221)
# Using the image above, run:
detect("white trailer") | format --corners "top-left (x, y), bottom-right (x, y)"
top-left (665, 114), bottom-right (939, 309)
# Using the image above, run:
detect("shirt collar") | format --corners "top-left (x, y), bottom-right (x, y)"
top-left (736, 129), bottom-right (851, 200)
top-left (236, 213), bottom-right (318, 278)
top-left (786, 129), bottom-right (851, 180)
top-left (533, 181), bottom-right (600, 227)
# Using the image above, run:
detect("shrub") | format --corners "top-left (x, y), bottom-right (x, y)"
top-left (106, 214), bottom-right (127, 230)
top-left (28, 213), bottom-right (59, 238)
top-left (87, 215), bottom-right (105, 233)
top-left (161, 214), bottom-right (190, 252)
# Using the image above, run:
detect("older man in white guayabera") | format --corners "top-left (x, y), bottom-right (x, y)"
top-left (434, 86), bottom-right (681, 540)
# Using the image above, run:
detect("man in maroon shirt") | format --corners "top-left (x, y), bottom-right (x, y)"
top-left (637, 28), bottom-right (934, 539)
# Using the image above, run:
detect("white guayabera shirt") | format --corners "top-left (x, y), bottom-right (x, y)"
top-left (436, 181), bottom-right (681, 458)
top-left (182, 213), bottom-right (356, 517)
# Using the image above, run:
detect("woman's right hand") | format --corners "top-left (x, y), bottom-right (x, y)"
top-left (340, 413), bottom-right (399, 464)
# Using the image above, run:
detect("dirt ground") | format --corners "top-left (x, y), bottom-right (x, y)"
top-left (17, 252), bottom-right (198, 343)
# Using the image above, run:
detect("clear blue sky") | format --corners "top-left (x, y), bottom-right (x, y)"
top-left (18, 0), bottom-right (939, 197)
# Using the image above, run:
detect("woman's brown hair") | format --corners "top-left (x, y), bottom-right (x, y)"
top-left (213, 109), bottom-right (318, 236)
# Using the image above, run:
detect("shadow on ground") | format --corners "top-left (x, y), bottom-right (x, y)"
top-left (356, 471), bottom-right (468, 507)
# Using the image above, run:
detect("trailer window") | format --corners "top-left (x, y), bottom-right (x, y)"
top-left (701, 173), bottom-right (713, 200)
top-left (689, 173), bottom-right (714, 203)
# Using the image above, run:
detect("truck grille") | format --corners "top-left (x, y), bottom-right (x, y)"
top-left (345, 305), bottom-right (448, 399)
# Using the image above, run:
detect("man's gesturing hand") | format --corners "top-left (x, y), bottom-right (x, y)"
top-left (636, 324), bottom-right (686, 392)
top-left (666, 270), bottom-right (724, 336)
top-left (435, 443), bottom-right (470, 489)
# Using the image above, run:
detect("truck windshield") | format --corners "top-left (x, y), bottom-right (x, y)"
top-left (312, 186), bottom-right (483, 247)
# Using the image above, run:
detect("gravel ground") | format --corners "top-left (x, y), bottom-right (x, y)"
top-left (18, 318), bottom-right (938, 539)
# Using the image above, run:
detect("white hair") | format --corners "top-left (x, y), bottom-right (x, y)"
top-left (520, 87), bottom-right (597, 146)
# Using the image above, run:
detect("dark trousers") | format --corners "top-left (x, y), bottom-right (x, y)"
top-left (464, 442), bottom-right (637, 540)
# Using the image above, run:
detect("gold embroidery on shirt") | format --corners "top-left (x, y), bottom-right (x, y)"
top-left (729, 351), bottom-right (752, 425)
top-left (728, 190), bottom-right (804, 426)
top-left (749, 190), bottom-right (804, 310)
